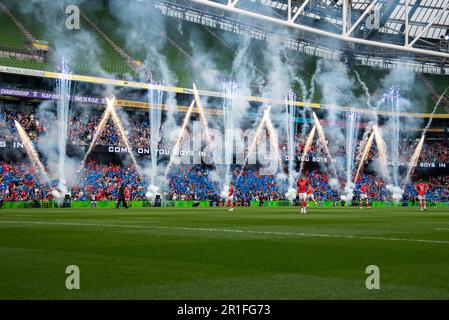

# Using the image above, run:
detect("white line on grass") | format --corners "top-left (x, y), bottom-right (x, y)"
top-left (436, 228), bottom-right (449, 231)
top-left (0, 220), bottom-right (448, 244)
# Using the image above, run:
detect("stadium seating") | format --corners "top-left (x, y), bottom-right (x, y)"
top-left (2, 0), bottom-right (134, 77)
top-left (1, 159), bottom-right (448, 203)
top-left (0, 56), bottom-right (52, 71)
top-left (0, 8), bottom-right (29, 52)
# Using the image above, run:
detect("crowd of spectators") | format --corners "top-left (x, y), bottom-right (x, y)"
top-left (1, 107), bottom-right (448, 205)
top-left (1, 160), bottom-right (448, 204)
top-left (0, 111), bottom-right (44, 141)
top-left (1, 109), bottom-right (448, 163)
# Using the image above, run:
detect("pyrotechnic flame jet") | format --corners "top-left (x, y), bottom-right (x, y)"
top-left (105, 97), bottom-right (140, 171)
top-left (298, 125), bottom-right (317, 177)
top-left (312, 112), bottom-right (337, 177)
top-left (236, 107), bottom-right (279, 185)
top-left (265, 113), bottom-right (282, 166)
top-left (165, 84), bottom-right (220, 177)
top-left (164, 100), bottom-right (195, 177)
top-left (55, 58), bottom-right (72, 185)
top-left (82, 97), bottom-right (139, 172)
top-left (83, 104), bottom-right (112, 165)
top-left (14, 120), bottom-right (49, 182)
top-left (192, 84), bottom-right (212, 145)
top-left (404, 134), bottom-right (425, 183)
top-left (404, 86), bottom-right (449, 183)
top-left (372, 124), bottom-right (389, 179)
top-left (354, 129), bottom-right (375, 183)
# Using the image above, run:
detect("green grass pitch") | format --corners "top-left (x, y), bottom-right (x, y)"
top-left (1, 206), bottom-right (449, 299)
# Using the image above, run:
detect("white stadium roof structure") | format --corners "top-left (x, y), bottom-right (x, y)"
top-left (153, 0), bottom-right (449, 74)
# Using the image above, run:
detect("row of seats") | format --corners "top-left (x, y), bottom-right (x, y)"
top-left (0, 8), bottom-right (29, 52)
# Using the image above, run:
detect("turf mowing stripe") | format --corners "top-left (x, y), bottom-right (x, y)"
top-left (1, 220), bottom-right (448, 245)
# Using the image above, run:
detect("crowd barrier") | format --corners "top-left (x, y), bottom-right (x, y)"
top-left (1, 200), bottom-right (448, 209)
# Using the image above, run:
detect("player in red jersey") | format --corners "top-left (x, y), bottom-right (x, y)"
top-left (228, 181), bottom-right (235, 212)
top-left (359, 183), bottom-right (369, 209)
top-left (297, 177), bottom-right (309, 214)
top-left (124, 185), bottom-right (131, 208)
top-left (415, 180), bottom-right (429, 211)
top-left (306, 184), bottom-right (316, 207)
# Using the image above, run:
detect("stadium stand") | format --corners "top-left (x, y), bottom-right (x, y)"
top-left (1, 159), bottom-right (448, 204)
top-left (0, 6), bottom-right (29, 53)
top-left (0, 0), bottom-right (447, 114)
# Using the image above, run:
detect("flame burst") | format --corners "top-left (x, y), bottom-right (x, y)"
top-left (246, 107), bottom-right (271, 162)
top-left (372, 124), bottom-right (389, 179)
top-left (14, 120), bottom-right (49, 182)
top-left (236, 107), bottom-right (281, 183)
top-left (404, 134), bottom-right (425, 183)
top-left (264, 113), bottom-right (281, 164)
top-left (192, 84), bottom-right (212, 145)
top-left (83, 105), bottom-right (112, 164)
top-left (312, 112), bottom-right (337, 177)
top-left (298, 125), bottom-right (316, 177)
top-left (83, 97), bottom-right (139, 171)
top-left (164, 100), bottom-right (195, 177)
top-left (354, 129), bottom-right (375, 183)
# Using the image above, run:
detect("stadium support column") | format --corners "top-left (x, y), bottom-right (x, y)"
top-left (342, 0), bottom-right (354, 50)
top-left (405, 0), bottom-right (409, 46)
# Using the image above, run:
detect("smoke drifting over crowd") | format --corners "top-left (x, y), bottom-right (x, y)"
top-left (8, 0), bottom-right (444, 203)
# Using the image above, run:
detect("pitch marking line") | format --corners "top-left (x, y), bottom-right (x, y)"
top-left (0, 220), bottom-right (448, 244)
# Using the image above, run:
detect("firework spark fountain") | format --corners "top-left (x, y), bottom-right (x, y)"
top-left (222, 80), bottom-right (237, 188)
top-left (285, 90), bottom-right (297, 189)
top-left (386, 86), bottom-right (401, 185)
top-left (55, 59), bottom-right (72, 184)
top-left (342, 109), bottom-right (360, 201)
top-left (148, 84), bottom-right (164, 186)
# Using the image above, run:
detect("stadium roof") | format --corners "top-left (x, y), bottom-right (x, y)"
top-left (246, 0), bottom-right (449, 41)
top-left (158, 0), bottom-right (449, 71)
